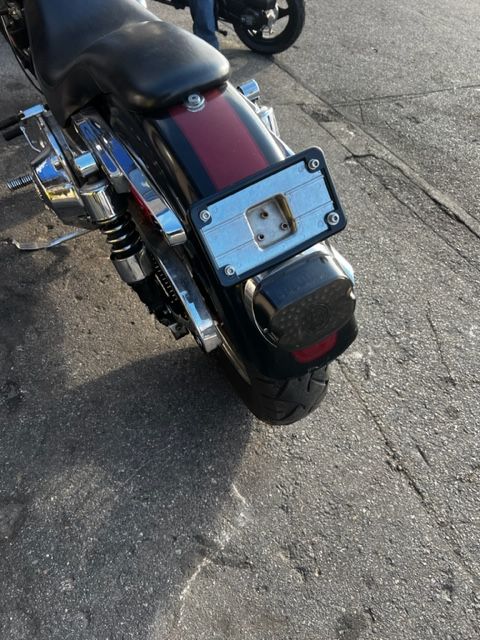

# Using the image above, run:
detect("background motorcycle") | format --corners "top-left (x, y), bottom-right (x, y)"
top-left (153, 0), bottom-right (305, 54)
top-left (0, 0), bottom-right (357, 424)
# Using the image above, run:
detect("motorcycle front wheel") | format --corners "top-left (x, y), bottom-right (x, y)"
top-left (233, 0), bottom-right (305, 55)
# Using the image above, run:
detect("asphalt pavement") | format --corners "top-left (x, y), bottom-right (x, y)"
top-left (0, 1), bottom-right (479, 639)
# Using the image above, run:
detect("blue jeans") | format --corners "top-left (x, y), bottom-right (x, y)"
top-left (189, 0), bottom-right (219, 49)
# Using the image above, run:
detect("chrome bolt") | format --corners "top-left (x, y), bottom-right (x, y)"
top-left (256, 233), bottom-right (265, 241)
top-left (6, 173), bottom-right (33, 192)
top-left (74, 151), bottom-right (98, 179)
top-left (326, 212), bottom-right (340, 226)
top-left (224, 265), bottom-right (236, 277)
top-left (199, 209), bottom-right (211, 223)
top-left (186, 94), bottom-right (206, 112)
top-left (308, 158), bottom-right (320, 172)
top-left (188, 94), bottom-right (202, 106)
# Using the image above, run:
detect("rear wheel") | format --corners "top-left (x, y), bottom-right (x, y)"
top-left (217, 349), bottom-right (329, 425)
top-left (233, 0), bottom-right (305, 55)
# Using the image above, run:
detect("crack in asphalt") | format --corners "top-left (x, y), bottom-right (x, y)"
top-left (332, 82), bottom-right (480, 107)
top-left (415, 443), bottom-right (432, 468)
top-left (425, 302), bottom-right (457, 385)
top-left (273, 57), bottom-right (480, 242)
top-left (337, 361), bottom-right (480, 586)
top-left (173, 482), bottom-right (251, 628)
top-left (341, 151), bottom-right (480, 245)
top-left (336, 151), bottom-right (480, 274)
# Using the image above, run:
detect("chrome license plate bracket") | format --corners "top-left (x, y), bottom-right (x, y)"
top-left (190, 147), bottom-right (346, 286)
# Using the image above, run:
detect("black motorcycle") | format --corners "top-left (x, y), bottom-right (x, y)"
top-left (155, 0), bottom-right (305, 54)
top-left (1, 0), bottom-right (357, 424)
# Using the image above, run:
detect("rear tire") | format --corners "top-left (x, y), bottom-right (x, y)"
top-left (217, 350), bottom-right (329, 425)
top-left (233, 0), bottom-right (305, 55)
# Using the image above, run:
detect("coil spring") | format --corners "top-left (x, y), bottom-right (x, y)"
top-left (99, 213), bottom-right (143, 260)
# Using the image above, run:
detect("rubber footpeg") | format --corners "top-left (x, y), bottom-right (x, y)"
top-left (2, 124), bottom-right (22, 141)
top-left (0, 114), bottom-right (21, 130)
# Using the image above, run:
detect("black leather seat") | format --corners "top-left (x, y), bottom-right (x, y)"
top-left (24, 0), bottom-right (230, 125)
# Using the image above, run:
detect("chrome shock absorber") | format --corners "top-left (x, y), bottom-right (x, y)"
top-left (81, 179), bottom-right (166, 315)
top-left (81, 179), bottom-right (152, 284)
top-left (100, 212), bottom-right (145, 273)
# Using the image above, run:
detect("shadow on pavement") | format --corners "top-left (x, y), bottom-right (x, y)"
top-left (0, 339), bottom-right (252, 638)
top-left (0, 34), bottom-right (256, 638)
top-left (0, 237), bottom-right (252, 638)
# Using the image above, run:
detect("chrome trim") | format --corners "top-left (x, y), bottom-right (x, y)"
top-left (329, 243), bottom-right (355, 284)
top-left (243, 275), bottom-right (274, 345)
top-left (154, 244), bottom-right (221, 353)
top-left (237, 79), bottom-right (260, 102)
top-left (31, 140), bottom-right (89, 229)
top-left (326, 211), bottom-right (340, 227)
top-left (79, 179), bottom-right (118, 224)
top-left (74, 152), bottom-right (98, 179)
top-left (132, 212), bottom-right (221, 352)
top-left (27, 113), bottom-right (96, 227)
top-left (12, 228), bottom-right (91, 251)
top-left (71, 117), bottom-right (128, 193)
top-left (257, 105), bottom-right (280, 138)
top-left (219, 331), bottom-right (251, 383)
top-left (152, 209), bottom-right (187, 246)
top-left (112, 246), bottom-right (153, 284)
top-left (267, 129), bottom-right (294, 158)
top-left (21, 104), bottom-right (46, 121)
top-left (73, 113), bottom-right (187, 245)
top-left (237, 85), bottom-right (293, 156)
top-left (74, 112), bottom-right (217, 350)
top-left (19, 125), bottom-right (41, 153)
top-left (19, 109), bottom-right (105, 230)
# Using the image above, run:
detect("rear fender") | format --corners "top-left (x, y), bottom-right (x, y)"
top-left (108, 83), bottom-right (355, 377)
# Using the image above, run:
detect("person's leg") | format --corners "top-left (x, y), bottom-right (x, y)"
top-left (189, 0), bottom-right (219, 49)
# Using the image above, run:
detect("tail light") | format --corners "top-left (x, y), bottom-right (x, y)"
top-left (244, 245), bottom-right (355, 356)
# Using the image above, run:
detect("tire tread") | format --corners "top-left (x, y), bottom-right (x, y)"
top-left (218, 349), bottom-right (329, 425)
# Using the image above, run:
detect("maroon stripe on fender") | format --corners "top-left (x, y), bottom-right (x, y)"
top-left (169, 89), bottom-right (270, 190)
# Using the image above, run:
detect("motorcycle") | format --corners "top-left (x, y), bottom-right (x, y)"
top-left (1, 0), bottom-right (357, 425)
top-left (153, 0), bottom-right (306, 55)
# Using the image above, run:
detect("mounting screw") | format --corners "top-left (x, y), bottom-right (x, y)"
top-left (280, 222), bottom-right (289, 231)
top-left (307, 158), bottom-right (320, 172)
top-left (256, 233), bottom-right (265, 241)
top-left (199, 209), bottom-right (211, 223)
top-left (224, 265), bottom-right (236, 277)
top-left (326, 212), bottom-right (340, 226)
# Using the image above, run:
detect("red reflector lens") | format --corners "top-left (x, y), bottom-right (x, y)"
top-left (130, 187), bottom-right (153, 221)
top-left (292, 332), bottom-right (338, 363)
